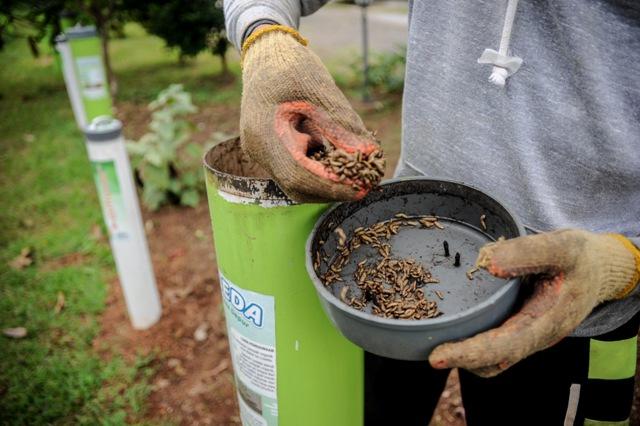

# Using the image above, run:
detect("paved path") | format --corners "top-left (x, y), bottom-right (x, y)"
top-left (299, 1), bottom-right (408, 62)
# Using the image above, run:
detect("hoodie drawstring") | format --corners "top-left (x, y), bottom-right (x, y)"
top-left (477, 0), bottom-right (523, 86)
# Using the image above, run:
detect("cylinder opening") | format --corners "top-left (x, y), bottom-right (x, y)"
top-left (203, 137), bottom-right (291, 202)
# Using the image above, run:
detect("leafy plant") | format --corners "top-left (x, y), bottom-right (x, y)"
top-left (340, 46), bottom-right (407, 96)
top-left (127, 84), bottom-right (203, 210)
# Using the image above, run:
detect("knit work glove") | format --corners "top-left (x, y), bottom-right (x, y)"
top-left (240, 26), bottom-right (383, 202)
top-left (429, 230), bottom-right (640, 378)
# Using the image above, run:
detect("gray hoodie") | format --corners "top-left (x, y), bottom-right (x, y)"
top-left (224, 0), bottom-right (640, 337)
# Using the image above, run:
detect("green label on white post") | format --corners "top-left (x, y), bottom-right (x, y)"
top-left (92, 160), bottom-right (130, 240)
top-left (220, 273), bottom-right (278, 426)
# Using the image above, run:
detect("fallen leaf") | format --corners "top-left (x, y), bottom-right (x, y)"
top-left (173, 327), bottom-right (185, 339)
top-left (22, 133), bottom-right (35, 143)
top-left (3, 327), bottom-right (27, 338)
top-left (20, 218), bottom-right (34, 229)
top-left (210, 359), bottom-right (229, 376)
top-left (54, 292), bottom-right (65, 314)
top-left (8, 247), bottom-right (34, 270)
top-left (187, 380), bottom-right (210, 397)
top-left (168, 248), bottom-right (186, 261)
top-left (194, 322), bottom-right (208, 342)
top-left (90, 224), bottom-right (104, 241)
top-left (153, 378), bottom-right (171, 390)
top-left (164, 285), bottom-right (196, 304)
top-left (167, 358), bottom-right (186, 376)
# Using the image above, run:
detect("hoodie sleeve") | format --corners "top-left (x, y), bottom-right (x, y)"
top-left (224, 0), bottom-right (330, 51)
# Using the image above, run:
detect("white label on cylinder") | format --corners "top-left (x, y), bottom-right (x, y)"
top-left (91, 160), bottom-right (131, 239)
top-left (220, 273), bottom-right (278, 426)
top-left (75, 56), bottom-right (107, 100)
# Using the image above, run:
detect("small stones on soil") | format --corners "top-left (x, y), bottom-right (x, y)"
top-left (168, 358), bottom-right (187, 376)
top-left (318, 214), bottom-right (452, 320)
top-left (311, 145), bottom-right (385, 191)
top-left (194, 322), bottom-right (209, 342)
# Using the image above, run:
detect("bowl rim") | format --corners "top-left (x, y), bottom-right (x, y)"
top-left (305, 176), bottom-right (527, 329)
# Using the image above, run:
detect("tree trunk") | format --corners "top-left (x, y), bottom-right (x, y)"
top-left (27, 36), bottom-right (40, 58)
top-left (100, 30), bottom-right (117, 96)
top-left (87, 1), bottom-right (118, 97)
top-left (219, 51), bottom-right (229, 76)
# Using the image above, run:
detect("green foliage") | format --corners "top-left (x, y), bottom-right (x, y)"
top-left (0, 0), bottom-right (127, 53)
top-left (129, 0), bottom-right (229, 70)
top-left (127, 83), bottom-right (203, 211)
top-left (0, 0), bottom-right (65, 53)
top-left (343, 47), bottom-right (407, 96)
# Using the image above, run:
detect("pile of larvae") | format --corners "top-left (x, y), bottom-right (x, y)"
top-left (310, 144), bottom-right (385, 191)
top-left (317, 214), bottom-right (448, 320)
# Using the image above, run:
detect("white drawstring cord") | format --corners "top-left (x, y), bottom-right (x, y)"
top-left (477, 0), bottom-right (523, 86)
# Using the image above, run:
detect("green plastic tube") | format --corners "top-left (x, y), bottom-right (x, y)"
top-left (204, 139), bottom-right (363, 426)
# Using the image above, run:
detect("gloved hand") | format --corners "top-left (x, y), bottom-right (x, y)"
top-left (240, 25), bottom-right (383, 203)
top-left (429, 229), bottom-right (640, 377)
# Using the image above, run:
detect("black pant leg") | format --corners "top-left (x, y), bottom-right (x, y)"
top-left (364, 352), bottom-right (450, 426)
top-left (576, 311), bottom-right (640, 424)
top-left (459, 337), bottom-right (589, 426)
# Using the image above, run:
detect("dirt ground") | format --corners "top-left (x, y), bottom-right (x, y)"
top-left (97, 100), bottom-right (637, 426)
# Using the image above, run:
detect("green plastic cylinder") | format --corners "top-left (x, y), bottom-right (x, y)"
top-left (204, 139), bottom-right (363, 426)
top-left (66, 26), bottom-right (112, 123)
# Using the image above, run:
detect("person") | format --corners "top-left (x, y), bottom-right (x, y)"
top-left (223, 1), bottom-right (640, 424)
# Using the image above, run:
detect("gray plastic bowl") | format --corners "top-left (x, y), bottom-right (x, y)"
top-left (305, 178), bottom-right (526, 360)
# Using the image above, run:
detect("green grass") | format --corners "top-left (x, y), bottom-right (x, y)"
top-left (0, 23), bottom-right (241, 425)
top-left (110, 24), bottom-right (241, 104)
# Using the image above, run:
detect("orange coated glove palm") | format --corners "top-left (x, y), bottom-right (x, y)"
top-left (429, 229), bottom-right (640, 377)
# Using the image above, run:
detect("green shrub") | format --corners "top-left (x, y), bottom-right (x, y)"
top-left (127, 84), bottom-right (202, 210)
top-left (340, 47), bottom-right (407, 96)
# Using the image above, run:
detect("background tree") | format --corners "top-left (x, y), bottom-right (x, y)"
top-left (207, 26), bottom-right (230, 76)
top-left (0, 0), bottom-right (126, 94)
top-left (1, 0), bottom-right (230, 90)
top-left (130, 0), bottom-right (229, 73)
top-left (74, 0), bottom-right (127, 94)
top-left (0, 0), bottom-right (65, 56)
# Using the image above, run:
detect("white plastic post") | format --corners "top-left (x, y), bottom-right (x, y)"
top-left (55, 34), bottom-right (87, 128)
top-left (83, 117), bottom-right (161, 329)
